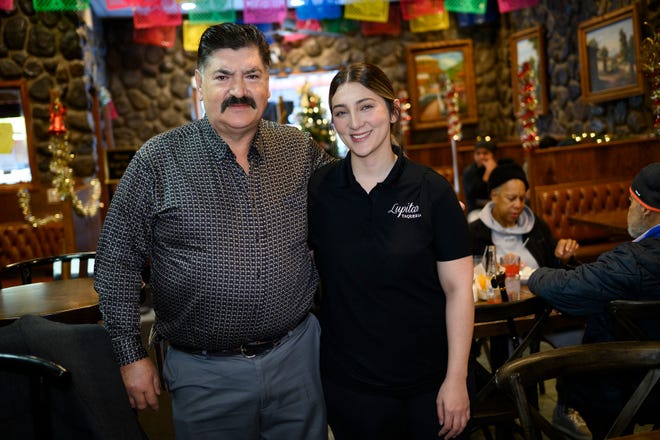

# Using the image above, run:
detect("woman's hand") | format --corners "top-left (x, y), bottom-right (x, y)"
top-left (436, 378), bottom-right (470, 439)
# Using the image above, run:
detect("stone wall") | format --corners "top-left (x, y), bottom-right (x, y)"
top-left (103, 19), bottom-right (197, 148)
top-left (510, 0), bottom-right (657, 140)
top-left (1, 0), bottom-right (659, 177)
top-left (103, 0), bottom-right (659, 151)
top-left (0, 0), bottom-right (95, 182)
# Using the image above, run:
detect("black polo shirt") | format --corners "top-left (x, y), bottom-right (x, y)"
top-left (308, 146), bottom-right (470, 393)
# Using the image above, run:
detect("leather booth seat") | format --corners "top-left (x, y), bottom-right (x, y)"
top-left (533, 179), bottom-right (631, 262)
top-left (1, 222), bottom-right (65, 286)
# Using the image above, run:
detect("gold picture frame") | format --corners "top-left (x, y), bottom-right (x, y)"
top-left (405, 40), bottom-right (477, 130)
top-left (510, 26), bottom-right (548, 116)
top-left (578, 4), bottom-right (644, 103)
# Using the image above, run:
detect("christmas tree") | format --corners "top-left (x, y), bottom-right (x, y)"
top-left (296, 82), bottom-right (339, 158)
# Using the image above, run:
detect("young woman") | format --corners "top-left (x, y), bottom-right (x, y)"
top-left (307, 63), bottom-right (474, 439)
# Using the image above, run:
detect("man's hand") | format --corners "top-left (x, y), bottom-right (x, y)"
top-left (555, 238), bottom-right (579, 262)
top-left (120, 357), bottom-right (161, 411)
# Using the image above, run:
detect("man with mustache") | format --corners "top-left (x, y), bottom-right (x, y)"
top-left (95, 23), bottom-right (333, 440)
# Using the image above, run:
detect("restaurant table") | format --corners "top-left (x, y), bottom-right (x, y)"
top-left (568, 208), bottom-right (629, 235)
top-left (0, 278), bottom-right (100, 327)
top-left (473, 286), bottom-right (585, 339)
top-left (609, 430), bottom-right (660, 439)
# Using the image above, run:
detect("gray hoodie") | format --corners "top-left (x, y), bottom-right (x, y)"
top-left (478, 201), bottom-right (539, 269)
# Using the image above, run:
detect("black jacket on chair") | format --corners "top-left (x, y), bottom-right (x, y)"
top-left (0, 315), bottom-right (147, 440)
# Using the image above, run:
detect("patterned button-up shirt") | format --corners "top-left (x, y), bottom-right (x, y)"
top-left (94, 117), bottom-right (333, 366)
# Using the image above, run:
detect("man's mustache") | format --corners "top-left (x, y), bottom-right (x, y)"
top-left (221, 96), bottom-right (257, 112)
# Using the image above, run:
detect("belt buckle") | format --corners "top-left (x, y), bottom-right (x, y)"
top-left (240, 343), bottom-right (257, 358)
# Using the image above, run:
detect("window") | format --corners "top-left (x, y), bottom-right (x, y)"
top-left (0, 80), bottom-right (36, 188)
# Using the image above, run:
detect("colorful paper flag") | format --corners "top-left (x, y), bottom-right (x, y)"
top-left (105, 0), bottom-right (131, 10)
top-left (132, 0), bottom-right (157, 7)
top-left (243, 0), bottom-right (287, 25)
top-left (399, 0), bottom-right (444, 21)
top-left (409, 10), bottom-right (450, 33)
top-left (188, 0), bottom-right (235, 23)
top-left (133, 0), bottom-right (181, 29)
top-left (456, 0), bottom-right (498, 26)
top-left (321, 17), bottom-right (358, 34)
top-left (497, 0), bottom-right (539, 13)
top-left (296, 0), bottom-right (341, 20)
top-left (344, 0), bottom-right (389, 23)
top-left (183, 21), bottom-right (213, 52)
top-left (33, 0), bottom-right (89, 11)
top-left (444, 0), bottom-right (486, 14)
top-left (361, 3), bottom-right (400, 35)
top-left (133, 26), bottom-right (177, 48)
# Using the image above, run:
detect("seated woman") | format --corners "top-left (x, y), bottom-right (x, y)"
top-left (468, 162), bottom-right (591, 440)
top-left (468, 161), bottom-right (578, 269)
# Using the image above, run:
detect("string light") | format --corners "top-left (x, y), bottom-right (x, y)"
top-left (571, 132), bottom-right (611, 144)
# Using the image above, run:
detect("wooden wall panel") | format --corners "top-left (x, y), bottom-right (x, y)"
top-left (406, 136), bottom-right (658, 209)
top-left (527, 137), bottom-right (660, 187)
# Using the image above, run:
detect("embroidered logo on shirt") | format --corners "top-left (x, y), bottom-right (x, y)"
top-left (387, 202), bottom-right (421, 219)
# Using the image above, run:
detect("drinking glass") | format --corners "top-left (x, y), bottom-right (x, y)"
top-left (501, 254), bottom-right (520, 277)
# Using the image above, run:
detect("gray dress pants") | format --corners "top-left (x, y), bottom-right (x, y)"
top-left (163, 313), bottom-right (327, 440)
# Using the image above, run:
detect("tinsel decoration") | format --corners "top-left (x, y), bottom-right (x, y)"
top-left (641, 26), bottom-right (660, 135)
top-left (444, 80), bottom-right (462, 141)
top-left (16, 188), bottom-right (63, 228)
top-left (517, 61), bottom-right (539, 150)
top-left (17, 90), bottom-right (102, 226)
top-left (397, 89), bottom-right (412, 146)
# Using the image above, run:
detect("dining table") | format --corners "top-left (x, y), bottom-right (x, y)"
top-left (473, 285), bottom-right (585, 339)
top-left (568, 208), bottom-right (629, 235)
top-left (0, 278), bottom-right (100, 327)
top-left (608, 430), bottom-right (660, 439)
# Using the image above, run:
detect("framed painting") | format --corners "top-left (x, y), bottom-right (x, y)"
top-left (578, 4), bottom-right (644, 103)
top-left (510, 26), bottom-right (548, 115)
top-left (405, 39), bottom-right (477, 130)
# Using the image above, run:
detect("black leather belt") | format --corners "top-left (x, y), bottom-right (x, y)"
top-left (170, 315), bottom-right (308, 358)
top-left (171, 335), bottom-right (285, 358)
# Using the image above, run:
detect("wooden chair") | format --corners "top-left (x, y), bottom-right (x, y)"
top-left (0, 353), bottom-right (71, 439)
top-left (607, 299), bottom-right (660, 341)
top-left (467, 278), bottom-right (553, 439)
top-left (495, 341), bottom-right (660, 440)
top-left (0, 252), bottom-right (96, 288)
